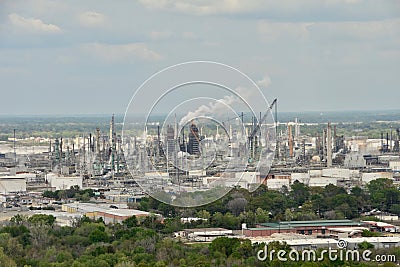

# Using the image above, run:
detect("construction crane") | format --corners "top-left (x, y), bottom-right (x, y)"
top-left (248, 98), bottom-right (277, 162)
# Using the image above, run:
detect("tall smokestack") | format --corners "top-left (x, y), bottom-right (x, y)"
top-left (288, 124), bottom-right (293, 158)
top-left (327, 123), bottom-right (332, 168)
top-left (96, 128), bottom-right (101, 153)
top-left (110, 114), bottom-right (115, 147)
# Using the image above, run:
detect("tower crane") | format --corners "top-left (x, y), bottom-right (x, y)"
top-left (248, 98), bottom-right (277, 162)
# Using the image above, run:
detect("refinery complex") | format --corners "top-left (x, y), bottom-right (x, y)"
top-left (1, 105), bottom-right (400, 209)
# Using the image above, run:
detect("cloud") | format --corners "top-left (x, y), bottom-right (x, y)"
top-left (82, 43), bottom-right (163, 62)
top-left (258, 21), bottom-right (313, 42)
top-left (257, 19), bottom-right (400, 44)
top-left (8, 13), bottom-right (61, 34)
top-left (257, 75), bottom-right (272, 88)
top-left (137, 0), bottom-right (396, 19)
top-left (149, 31), bottom-right (172, 40)
top-left (138, 0), bottom-right (266, 15)
top-left (309, 19), bottom-right (400, 41)
top-left (79, 11), bottom-right (106, 27)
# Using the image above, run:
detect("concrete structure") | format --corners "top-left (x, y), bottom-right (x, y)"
top-left (389, 160), bottom-right (400, 172)
top-left (175, 228), bottom-right (233, 242)
top-left (344, 153), bottom-right (366, 168)
top-left (46, 173), bottom-right (83, 190)
top-left (361, 172), bottom-right (393, 184)
top-left (0, 176), bottom-right (26, 193)
top-left (266, 178), bottom-right (290, 189)
top-left (96, 209), bottom-right (151, 224)
top-left (62, 202), bottom-right (155, 224)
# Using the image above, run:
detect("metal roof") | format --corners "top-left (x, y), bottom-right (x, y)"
top-left (258, 220), bottom-right (363, 228)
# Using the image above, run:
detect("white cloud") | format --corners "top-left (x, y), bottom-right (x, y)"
top-left (8, 13), bottom-right (61, 34)
top-left (79, 11), bottom-right (106, 27)
top-left (258, 21), bottom-right (313, 42)
top-left (257, 75), bottom-right (272, 88)
top-left (257, 19), bottom-right (400, 44)
top-left (137, 0), bottom-right (393, 18)
top-left (309, 19), bottom-right (400, 41)
top-left (149, 31), bottom-right (172, 40)
top-left (83, 43), bottom-right (163, 62)
top-left (138, 0), bottom-right (265, 15)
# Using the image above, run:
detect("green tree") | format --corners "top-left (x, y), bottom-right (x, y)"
top-left (209, 237), bottom-right (240, 257)
top-left (290, 180), bottom-right (310, 207)
top-left (89, 229), bottom-right (109, 243)
top-left (28, 214), bottom-right (56, 226)
top-left (358, 241), bottom-right (374, 250)
top-left (122, 216), bottom-right (138, 228)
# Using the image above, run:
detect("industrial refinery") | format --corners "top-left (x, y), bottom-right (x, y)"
top-left (1, 104), bottom-right (400, 209)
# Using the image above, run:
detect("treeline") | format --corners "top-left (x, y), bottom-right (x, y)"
top-left (135, 178), bottom-right (400, 230)
top-left (43, 186), bottom-right (95, 202)
top-left (0, 213), bottom-right (398, 266)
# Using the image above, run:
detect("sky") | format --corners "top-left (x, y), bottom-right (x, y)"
top-left (0, 0), bottom-right (399, 115)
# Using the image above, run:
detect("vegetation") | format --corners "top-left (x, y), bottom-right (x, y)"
top-left (0, 179), bottom-right (397, 266)
top-left (43, 186), bottom-right (95, 202)
top-left (131, 179), bottom-right (400, 230)
top-left (0, 213), bottom-right (398, 266)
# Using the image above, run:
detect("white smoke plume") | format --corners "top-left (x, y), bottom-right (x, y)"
top-left (179, 95), bottom-right (239, 125)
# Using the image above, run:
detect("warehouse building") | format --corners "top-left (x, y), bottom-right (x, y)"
top-left (0, 175), bottom-right (27, 193)
top-left (244, 220), bottom-right (365, 237)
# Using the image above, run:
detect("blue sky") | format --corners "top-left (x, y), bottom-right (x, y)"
top-left (0, 0), bottom-right (399, 115)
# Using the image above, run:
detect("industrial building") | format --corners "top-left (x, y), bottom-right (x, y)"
top-left (62, 202), bottom-right (156, 224)
top-left (175, 228), bottom-right (233, 242)
top-left (0, 175), bottom-right (26, 193)
top-left (187, 122), bottom-right (200, 155)
top-left (250, 236), bottom-right (400, 251)
top-left (46, 173), bottom-right (83, 190)
top-left (243, 220), bottom-right (366, 237)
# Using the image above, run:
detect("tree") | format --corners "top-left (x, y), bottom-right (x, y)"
top-left (209, 237), bottom-right (240, 257)
top-left (122, 216), bottom-right (138, 228)
top-left (28, 214), bottom-right (56, 226)
top-left (89, 229), bottom-right (109, 243)
top-left (227, 198), bottom-right (247, 216)
top-left (290, 181), bottom-right (310, 207)
top-left (390, 204), bottom-right (400, 215)
top-left (196, 210), bottom-right (211, 220)
top-left (358, 241), bottom-right (374, 250)
top-left (362, 230), bottom-right (381, 237)
top-left (10, 214), bottom-right (26, 225)
top-left (255, 208), bottom-right (271, 223)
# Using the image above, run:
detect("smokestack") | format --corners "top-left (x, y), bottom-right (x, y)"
top-left (387, 132), bottom-right (389, 152)
top-left (110, 114), bottom-right (115, 147)
top-left (288, 124), bottom-right (293, 158)
top-left (89, 133), bottom-right (92, 152)
top-left (96, 128), bottom-right (101, 153)
top-left (327, 123), bottom-right (332, 168)
top-left (60, 137), bottom-right (63, 161)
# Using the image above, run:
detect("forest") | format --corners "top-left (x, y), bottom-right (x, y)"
top-left (1, 179), bottom-right (400, 266)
